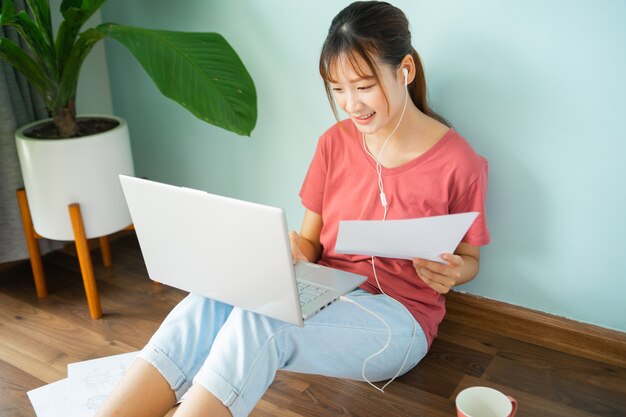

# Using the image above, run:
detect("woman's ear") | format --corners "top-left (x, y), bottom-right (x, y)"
top-left (399, 54), bottom-right (415, 84)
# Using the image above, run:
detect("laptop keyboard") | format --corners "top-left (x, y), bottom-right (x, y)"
top-left (297, 281), bottom-right (329, 307)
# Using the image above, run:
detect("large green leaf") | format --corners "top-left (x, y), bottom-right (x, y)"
top-left (97, 24), bottom-right (257, 136)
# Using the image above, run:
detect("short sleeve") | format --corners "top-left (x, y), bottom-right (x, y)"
top-left (449, 159), bottom-right (490, 246)
top-left (299, 136), bottom-right (327, 215)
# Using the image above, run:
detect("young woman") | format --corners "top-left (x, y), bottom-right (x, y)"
top-left (96, 2), bottom-right (489, 416)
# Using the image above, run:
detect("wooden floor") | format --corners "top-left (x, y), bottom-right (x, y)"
top-left (1, 234), bottom-right (625, 417)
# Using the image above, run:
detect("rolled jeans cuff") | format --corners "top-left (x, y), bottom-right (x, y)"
top-left (138, 343), bottom-right (191, 402)
top-left (194, 367), bottom-right (250, 417)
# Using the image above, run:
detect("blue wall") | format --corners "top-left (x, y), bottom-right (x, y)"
top-left (101, 0), bottom-right (626, 332)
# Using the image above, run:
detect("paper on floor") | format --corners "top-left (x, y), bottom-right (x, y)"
top-left (27, 351), bottom-right (138, 417)
top-left (27, 378), bottom-right (69, 417)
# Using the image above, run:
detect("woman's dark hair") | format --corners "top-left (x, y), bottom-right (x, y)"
top-left (319, 1), bottom-right (448, 126)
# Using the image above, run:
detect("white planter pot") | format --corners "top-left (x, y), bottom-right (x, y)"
top-left (15, 115), bottom-right (135, 241)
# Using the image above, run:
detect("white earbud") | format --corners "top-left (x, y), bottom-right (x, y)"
top-left (402, 67), bottom-right (408, 85)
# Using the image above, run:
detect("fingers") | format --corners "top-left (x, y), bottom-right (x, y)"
top-left (441, 253), bottom-right (463, 268)
top-left (413, 257), bottom-right (461, 280)
top-left (417, 272), bottom-right (451, 294)
top-left (413, 255), bottom-right (463, 294)
top-left (289, 230), bottom-right (299, 245)
top-left (289, 231), bottom-right (300, 264)
top-left (414, 265), bottom-right (455, 293)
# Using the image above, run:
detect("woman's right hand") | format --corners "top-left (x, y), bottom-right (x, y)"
top-left (289, 230), bottom-right (309, 264)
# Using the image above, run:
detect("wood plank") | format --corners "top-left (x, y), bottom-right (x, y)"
top-left (483, 355), bottom-right (626, 416)
top-left (45, 248), bottom-right (185, 307)
top-left (440, 318), bottom-right (626, 397)
top-left (0, 322), bottom-right (66, 364)
top-left (0, 359), bottom-right (44, 417)
top-left (0, 292), bottom-right (113, 358)
top-left (395, 353), bottom-right (466, 398)
top-left (252, 398), bottom-right (308, 417)
top-left (396, 335), bottom-right (494, 398)
top-left (445, 290), bottom-right (626, 367)
top-left (436, 319), bottom-right (500, 356)
top-left (0, 322), bottom-right (68, 383)
top-left (417, 338), bottom-right (493, 378)
top-left (2, 252), bottom-right (183, 351)
top-left (272, 372), bottom-right (454, 417)
top-left (492, 336), bottom-right (626, 396)
top-left (82, 341), bottom-right (139, 362)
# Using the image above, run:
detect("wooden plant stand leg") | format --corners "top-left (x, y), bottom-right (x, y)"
top-left (68, 203), bottom-right (103, 319)
top-left (99, 236), bottom-right (112, 267)
top-left (16, 189), bottom-right (48, 298)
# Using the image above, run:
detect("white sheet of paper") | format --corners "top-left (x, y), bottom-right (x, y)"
top-left (335, 212), bottom-right (479, 263)
top-left (66, 351), bottom-right (138, 417)
top-left (27, 378), bottom-right (69, 417)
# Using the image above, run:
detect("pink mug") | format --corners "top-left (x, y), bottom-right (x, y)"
top-left (456, 386), bottom-right (518, 417)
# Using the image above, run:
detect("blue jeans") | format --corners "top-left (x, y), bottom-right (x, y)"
top-left (138, 289), bottom-right (428, 417)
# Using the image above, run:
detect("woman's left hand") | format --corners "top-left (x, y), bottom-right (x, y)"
top-left (413, 253), bottom-right (464, 294)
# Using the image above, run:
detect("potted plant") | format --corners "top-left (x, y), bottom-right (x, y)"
top-left (1, 0), bottom-right (257, 241)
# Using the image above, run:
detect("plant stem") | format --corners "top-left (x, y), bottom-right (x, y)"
top-left (53, 102), bottom-right (78, 137)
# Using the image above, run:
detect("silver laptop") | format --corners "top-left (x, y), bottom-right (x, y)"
top-left (119, 175), bottom-right (366, 326)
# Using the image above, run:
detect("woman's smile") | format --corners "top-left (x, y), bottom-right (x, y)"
top-left (352, 112), bottom-right (376, 124)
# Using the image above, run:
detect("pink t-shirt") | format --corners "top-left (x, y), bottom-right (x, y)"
top-left (299, 119), bottom-right (490, 347)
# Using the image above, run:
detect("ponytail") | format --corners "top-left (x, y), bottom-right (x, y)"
top-left (409, 49), bottom-right (450, 127)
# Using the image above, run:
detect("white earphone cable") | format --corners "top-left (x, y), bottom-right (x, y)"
top-left (361, 72), bottom-right (409, 220)
top-left (346, 70), bottom-right (417, 392)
